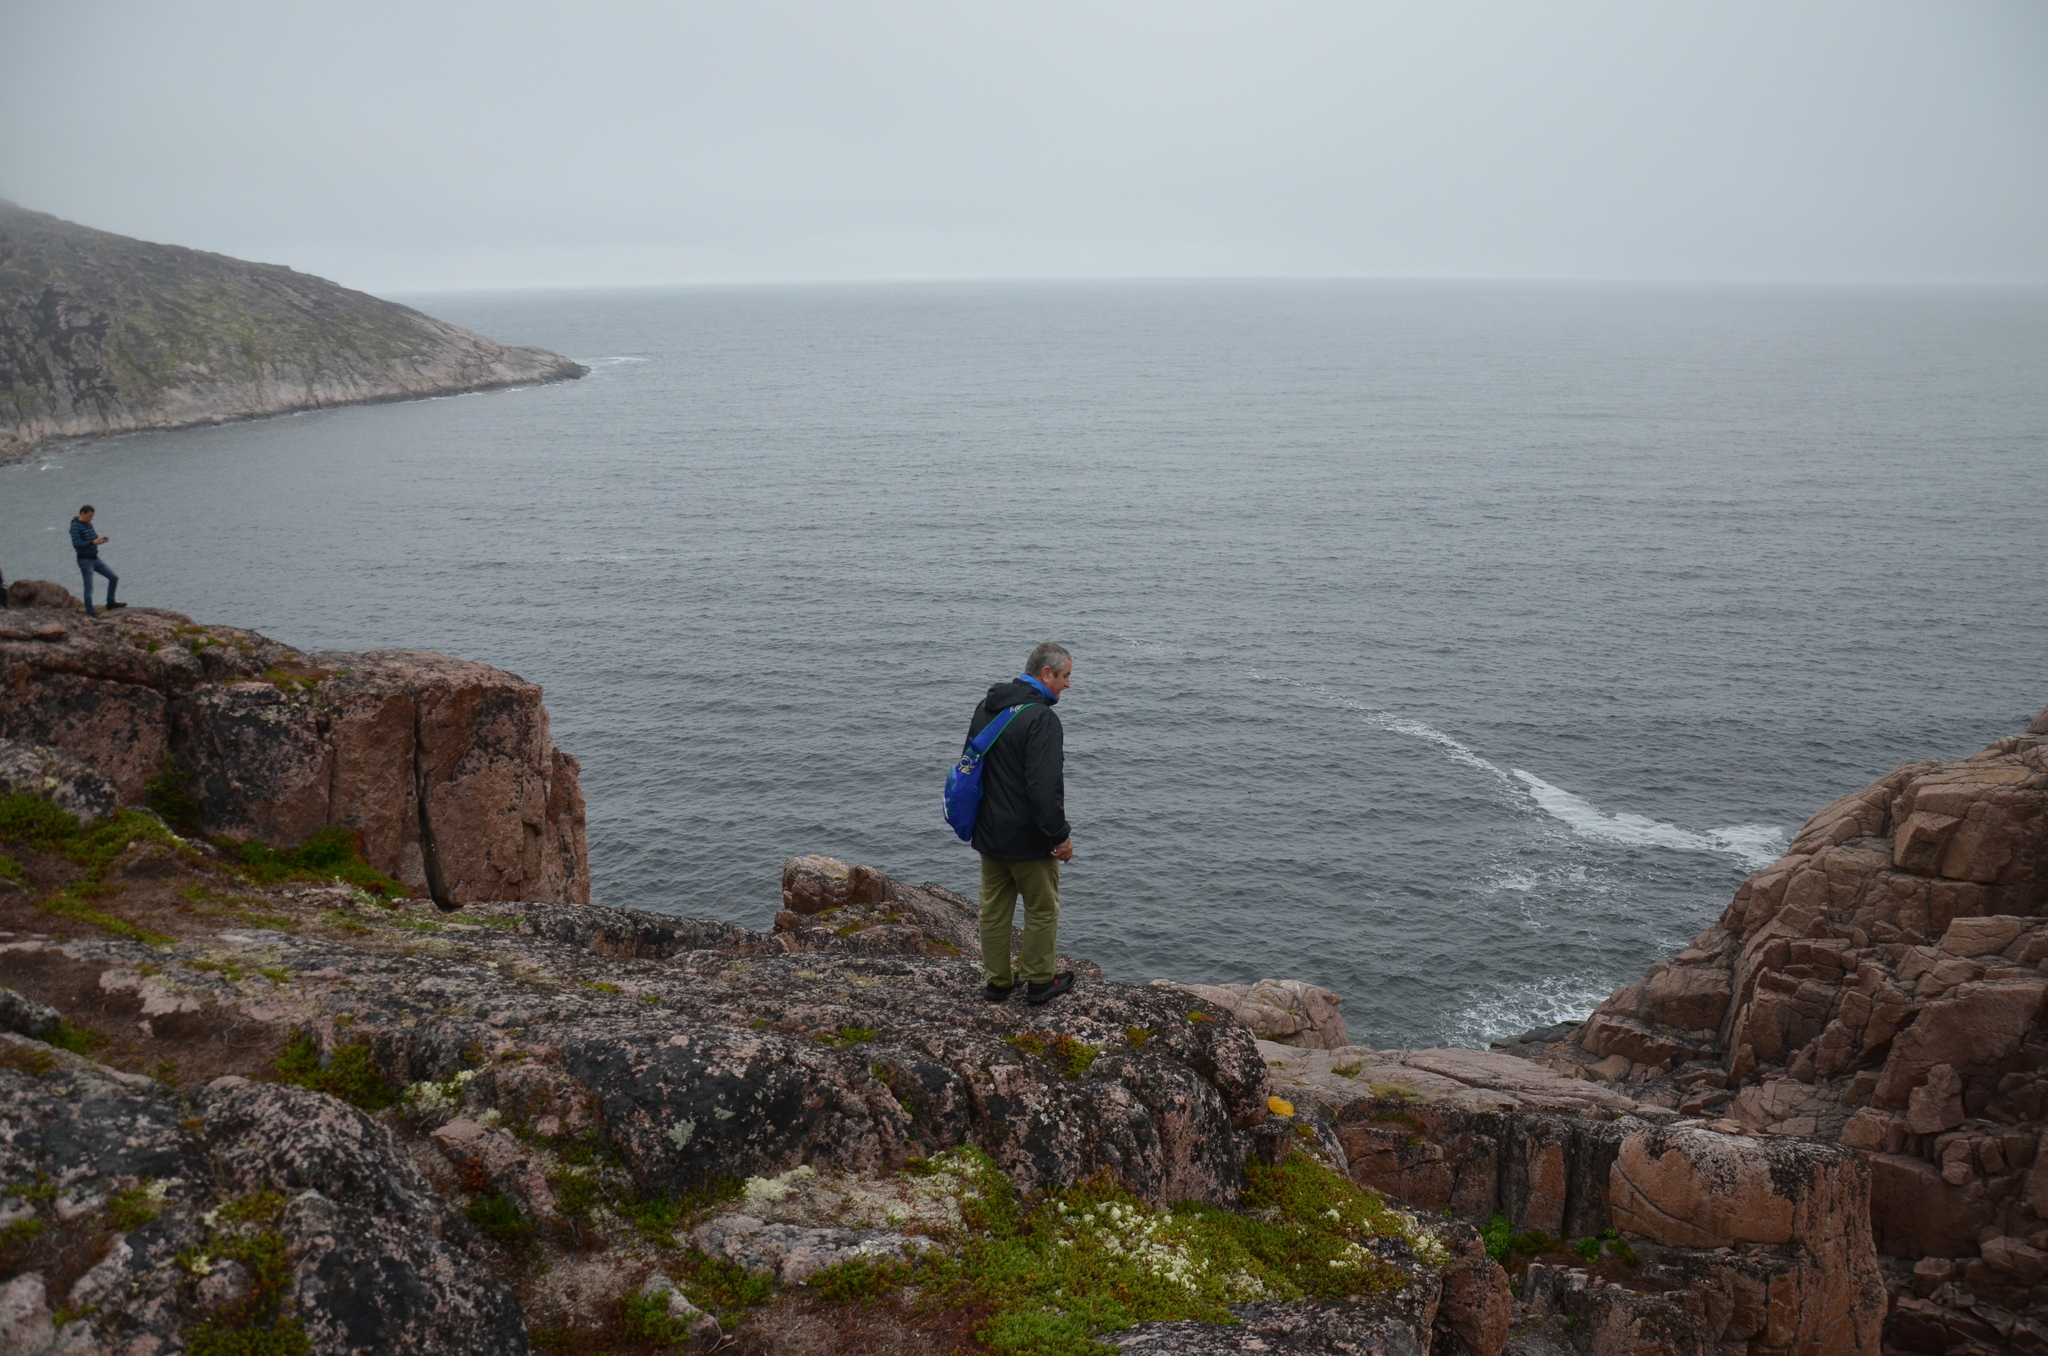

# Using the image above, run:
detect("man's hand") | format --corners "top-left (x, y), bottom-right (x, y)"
top-left (95, 537), bottom-right (108, 546)
top-left (1051, 838), bottom-right (1075, 863)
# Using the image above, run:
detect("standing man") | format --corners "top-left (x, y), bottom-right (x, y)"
top-left (70, 506), bottom-right (123, 618)
top-left (968, 641), bottom-right (1077, 1005)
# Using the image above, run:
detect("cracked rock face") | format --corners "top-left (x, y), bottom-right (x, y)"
top-left (1529, 704), bottom-right (2048, 1350)
top-left (0, 605), bottom-right (587, 906)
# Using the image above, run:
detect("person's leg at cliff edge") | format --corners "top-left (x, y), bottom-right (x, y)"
top-left (961, 642), bottom-right (1078, 1006)
top-left (82, 559), bottom-right (119, 615)
top-left (979, 855), bottom-right (1063, 999)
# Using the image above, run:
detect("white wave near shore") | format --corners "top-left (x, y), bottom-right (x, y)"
top-left (1439, 973), bottom-right (1624, 1050)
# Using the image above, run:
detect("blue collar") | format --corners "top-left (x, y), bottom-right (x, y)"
top-left (1017, 673), bottom-right (1058, 704)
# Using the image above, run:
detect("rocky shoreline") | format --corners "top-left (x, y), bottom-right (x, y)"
top-left (0, 596), bottom-right (2042, 1354)
top-left (0, 201), bottom-right (586, 459)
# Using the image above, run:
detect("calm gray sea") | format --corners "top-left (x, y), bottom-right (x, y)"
top-left (5, 281), bottom-right (2045, 1047)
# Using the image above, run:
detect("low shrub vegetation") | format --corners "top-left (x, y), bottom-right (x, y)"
top-left (178, 1191), bottom-right (310, 1356)
top-left (273, 1029), bottom-right (398, 1111)
top-left (226, 825), bottom-right (407, 899)
top-left (887, 1148), bottom-right (1439, 1356)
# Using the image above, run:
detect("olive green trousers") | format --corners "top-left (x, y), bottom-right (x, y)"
top-left (978, 855), bottom-right (1061, 987)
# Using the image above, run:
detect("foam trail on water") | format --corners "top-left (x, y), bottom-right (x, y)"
top-left (1512, 769), bottom-right (1787, 869)
top-left (1250, 672), bottom-right (1517, 787)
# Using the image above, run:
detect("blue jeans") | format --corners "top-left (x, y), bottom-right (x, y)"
top-left (78, 558), bottom-right (117, 613)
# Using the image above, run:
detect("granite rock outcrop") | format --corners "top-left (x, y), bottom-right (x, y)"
top-left (1263, 1039), bottom-right (1888, 1354)
top-left (0, 603), bottom-right (587, 905)
top-left (0, 851), bottom-right (1505, 1355)
top-left (1511, 702), bottom-right (2048, 1354)
top-left (0, 200), bottom-right (586, 456)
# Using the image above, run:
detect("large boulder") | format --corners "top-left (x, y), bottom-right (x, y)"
top-left (1607, 1126), bottom-right (1886, 1353)
top-left (0, 607), bottom-right (587, 905)
top-left (1151, 978), bottom-right (1350, 1049)
top-left (2, 580), bottom-right (78, 610)
top-left (0, 738), bottom-right (117, 820)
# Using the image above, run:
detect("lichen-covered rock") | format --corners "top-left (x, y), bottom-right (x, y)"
top-left (0, 606), bottom-right (587, 905)
top-left (0, 984), bottom-right (62, 1041)
top-left (1606, 1126), bottom-right (1884, 1352)
top-left (1113, 1274), bottom-right (1443, 1354)
top-left (0, 1040), bottom-right (526, 1356)
top-left (690, 1213), bottom-right (925, 1283)
top-left (282, 1188), bottom-right (528, 1356)
top-left (0, 738), bottom-right (117, 821)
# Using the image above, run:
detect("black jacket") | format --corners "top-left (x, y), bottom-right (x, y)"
top-left (965, 678), bottom-right (1069, 860)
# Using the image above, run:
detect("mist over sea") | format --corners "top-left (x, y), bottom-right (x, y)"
top-left (5, 280), bottom-right (2045, 1047)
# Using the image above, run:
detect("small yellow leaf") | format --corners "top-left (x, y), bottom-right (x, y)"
top-left (1268, 1096), bottom-right (1295, 1117)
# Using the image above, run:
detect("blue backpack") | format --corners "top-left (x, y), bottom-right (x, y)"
top-left (944, 704), bottom-right (1035, 841)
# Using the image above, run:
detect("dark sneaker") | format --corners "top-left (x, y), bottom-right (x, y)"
top-left (983, 980), bottom-right (1017, 1003)
top-left (105, 601), bottom-right (128, 610)
top-left (1025, 972), bottom-right (1075, 1006)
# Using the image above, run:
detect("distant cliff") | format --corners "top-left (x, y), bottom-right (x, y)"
top-left (0, 201), bottom-right (586, 455)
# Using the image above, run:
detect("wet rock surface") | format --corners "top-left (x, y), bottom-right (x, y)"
top-left (0, 604), bottom-right (587, 905)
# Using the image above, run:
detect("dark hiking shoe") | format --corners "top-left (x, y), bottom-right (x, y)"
top-left (984, 980), bottom-right (1017, 1003)
top-left (105, 601), bottom-right (128, 610)
top-left (1025, 972), bottom-right (1075, 1006)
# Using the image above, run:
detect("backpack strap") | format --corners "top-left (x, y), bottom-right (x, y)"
top-left (967, 703), bottom-right (1036, 756)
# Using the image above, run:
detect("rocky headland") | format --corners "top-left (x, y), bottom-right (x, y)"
top-left (0, 593), bottom-right (2041, 1355)
top-left (0, 201), bottom-right (586, 457)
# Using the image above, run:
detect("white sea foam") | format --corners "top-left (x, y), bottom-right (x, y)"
top-left (1250, 673), bottom-right (1515, 785)
top-left (1439, 973), bottom-right (1621, 1050)
top-left (1511, 769), bottom-right (1787, 869)
top-left (1253, 671), bottom-right (1790, 870)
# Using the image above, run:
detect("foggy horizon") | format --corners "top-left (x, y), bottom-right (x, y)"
top-left (3, 1), bottom-right (2045, 294)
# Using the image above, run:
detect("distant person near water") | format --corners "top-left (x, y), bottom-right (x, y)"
top-left (965, 642), bottom-right (1077, 1006)
top-left (70, 505), bottom-right (123, 617)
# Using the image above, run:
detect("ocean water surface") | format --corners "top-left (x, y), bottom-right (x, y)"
top-left (4, 280), bottom-right (2045, 1047)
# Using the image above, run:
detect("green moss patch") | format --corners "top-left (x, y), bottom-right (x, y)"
top-left (180, 1190), bottom-right (309, 1356)
top-left (886, 1149), bottom-right (1438, 1356)
top-left (1007, 1029), bottom-right (1098, 1079)
top-left (273, 1029), bottom-right (397, 1111)
top-left (466, 1191), bottom-right (536, 1246)
top-left (226, 825), bottom-right (407, 899)
top-left (0, 795), bottom-right (185, 944)
top-left (144, 754), bottom-right (202, 835)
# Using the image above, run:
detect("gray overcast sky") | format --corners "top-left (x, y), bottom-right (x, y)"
top-left (3, 1), bottom-right (2045, 291)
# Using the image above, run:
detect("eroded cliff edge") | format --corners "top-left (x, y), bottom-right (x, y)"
top-left (0, 600), bottom-right (587, 906)
top-left (0, 200), bottom-right (586, 457)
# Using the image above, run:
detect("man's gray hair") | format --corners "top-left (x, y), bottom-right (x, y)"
top-left (1026, 641), bottom-right (1073, 676)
